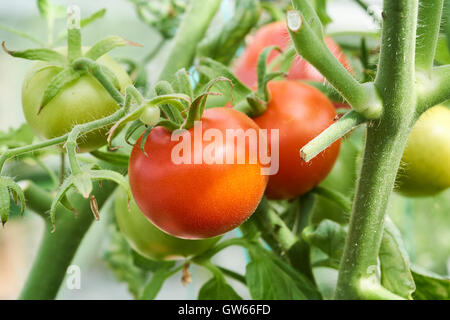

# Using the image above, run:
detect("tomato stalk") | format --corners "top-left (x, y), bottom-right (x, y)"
top-left (19, 181), bottom-right (116, 300)
top-left (67, 5), bottom-right (82, 62)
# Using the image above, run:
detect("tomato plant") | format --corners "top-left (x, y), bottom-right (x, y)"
top-left (395, 105), bottom-right (450, 197)
top-left (22, 49), bottom-right (131, 152)
top-left (129, 107), bottom-right (268, 239)
top-left (253, 80), bottom-right (341, 199)
top-left (115, 185), bottom-right (220, 260)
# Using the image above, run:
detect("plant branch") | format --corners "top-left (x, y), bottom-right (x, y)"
top-left (336, 0), bottom-right (419, 300)
top-left (417, 65), bottom-right (450, 113)
top-left (291, 0), bottom-right (323, 38)
top-left (158, 0), bottom-right (222, 82)
top-left (287, 10), bottom-right (382, 119)
top-left (300, 110), bottom-right (366, 162)
top-left (415, 0), bottom-right (444, 71)
top-left (19, 182), bottom-right (116, 299)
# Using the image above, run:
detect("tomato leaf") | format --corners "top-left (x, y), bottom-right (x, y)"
top-left (1, 43), bottom-right (66, 64)
top-left (90, 150), bottom-right (129, 168)
top-left (39, 68), bottom-right (82, 114)
top-left (246, 245), bottom-right (322, 300)
top-left (302, 219), bottom-right (347, 268)
top-left (411, 266), bottom-right (450, 300)
top-left (138, 268), bottom-right (172, 300)
top-left (84, 36), bottom-right (142, 61)
top-left (0, 124), bottom-right (35, 148)
top-left (132, 251), bottom-right (175, 272)
top-left (198, 277), bottom-right (243, 300)
top-left (379, 218), bottom-right (415, 299)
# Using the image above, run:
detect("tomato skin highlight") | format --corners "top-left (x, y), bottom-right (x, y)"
top-left (22, 50), bottom-right (131, 152)
top-left (395, 105), bottom-right (450, 197)
top-left (234, 21), bottom-right (352, 88)
top-left (115, 185), bottom-right (220, 261)
top-left (253, 81), bottom-right (341, 199)
top-left (129, 107), bottom-right (268, 239)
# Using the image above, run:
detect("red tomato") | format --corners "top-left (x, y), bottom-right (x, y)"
top-left (253, 80), bottom-right (341, 199)
top-left (234, 21), bottom-right (352, 95)
top-left (129, 107), bottom-right (268, 239)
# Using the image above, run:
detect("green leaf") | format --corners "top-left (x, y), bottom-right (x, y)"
top-left (302, 219), bottom-right (347, 267)
top-left (39, 68), bottom-right (82, 113)
top-left (379, 218), bottom-right (415, 299)
top-left (2, 43), bottom-right (66, 64)
top-left (0, 185), bottom-right (10, 226)
top-left (196, 58), bottom-right (252, 104)
top-left (0, 124), bottom-right (35, 148)
top-left (84, 36), bottom-right (141, 61)
top-left (198, 277), bottom-right (243, 300)
top-left (89, 169), bottom-right (132, 202)
top-left (138, 269), bottom-right (172, 300)
top-left (411, 266), bottom-right (450, 300)
top-left (172, 68), bottom-right (194, 102)
top-left (246, 246), bottom-right (322, 300)
top-left (102, 224), bottom-right (148, 298)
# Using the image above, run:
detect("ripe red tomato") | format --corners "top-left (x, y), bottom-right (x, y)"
top-left (253, 80), bottom-right (341, 199)
top-left (115, 185), bottom-right (220, 261)
top-left (234, 21), bottom-right (352, 89)
top-left (129, 107), bottom-right (268, 239)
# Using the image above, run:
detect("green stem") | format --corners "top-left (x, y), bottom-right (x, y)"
top-left (312, 186), bottom-right (352, 213)
top-left (335, 0), bottom-right (418, 300)
top-left (158, 0), bottom-right (222, 81)
top-left (300, 110), bottom-right (366, 162)
top-left (415, 0), bottom-right (444, 71)
top-left (417, 65), bottom-right (450, 112)
top-left (291, 0), bottom-right (323, 38)
top-left (19, 181), bottom-right (116, 299)
top-left (218, 267), bottom-right (246, 285)
top-left (67, 5), bottom-right (82, 62)
top-left (287, 10), bottom-right (382, 119)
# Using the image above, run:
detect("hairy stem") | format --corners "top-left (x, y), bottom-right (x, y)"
top-left (417, 65), bottom-right (450, 112)
top-left (335, 0), bottom-right (418, 300)
top-left (300, 110), bottom-right (366, 162)
top-left (19, 181), bottom-right (116, 299)
top-left (415, 0), bottom-right (444, 71)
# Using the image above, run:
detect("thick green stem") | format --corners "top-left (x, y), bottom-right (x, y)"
top-left (19, 181), bottom-right (116, 300)
top-left (67, 6), bottom-right (82, 62)
top-left (415, 0), bottom-right (444, 71)
top-left (291, 0), bottom-right (323, 37)
top-left (335, 0), bottom-right (418, 300)
top-left (158, 0), bottom-right (221, 81)
top-left (287, 10), bottom-right (382, 119)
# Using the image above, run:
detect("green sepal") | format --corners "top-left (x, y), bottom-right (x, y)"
top-left (256, 46), bottom-right (282, 100)
top-left (140, 126), bottom-right (153, 156)
top-left (0, 185), bottom-right (10, 226)
top-left (72, 170), bottom-right (93, 199)
top-left (38, 68), bottom-right (82, 114)
top-left (99, 64), bottom-right (121, 89)
top-left (59, 193), bottom-right (77, 214)
top-left (197, 0), bottom-right (261, 65)
top-left (155, 81), bottom-right (183, 122)
top-left (0, 176), bottom-right (26, 223)
top-left (124, 119), bottom-right (145, 146)
top-left (183, 77), bottom-right (230, 129)
top-left (155, 119), bottom-right (181, 132)
top-left (2, 42), bottom-right (66, 64)
top-left (196, 57), bottom-right (252, 103)
top-left (84, 36), bottom-right (142, 61)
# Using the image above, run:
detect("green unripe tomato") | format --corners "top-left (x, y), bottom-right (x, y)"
top-left (139, 106), bottom-right (160, 126)
top-left (114, 186), bottom-right (221, 261)
top-left (395, 105), bottom-right (450, 197)
top-left (22, 48), bottom-right (132, 152)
